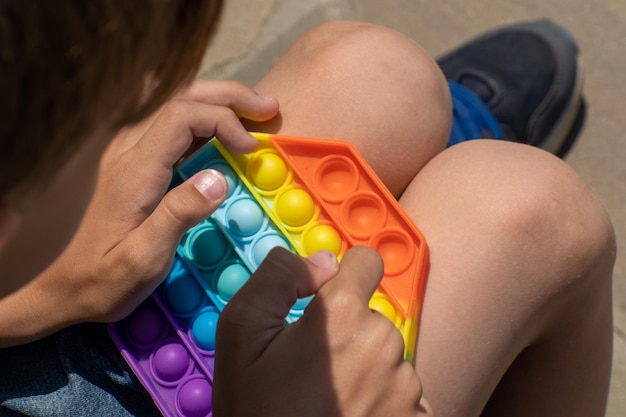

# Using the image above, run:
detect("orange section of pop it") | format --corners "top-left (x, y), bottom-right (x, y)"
top-left (255, 133), bottom-right (428, 320)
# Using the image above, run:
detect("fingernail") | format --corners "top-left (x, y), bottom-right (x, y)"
top-left (307, 250), bottom-right (338, 269)
top-left (192, 169), bottom-right (227, 201)
top-left (257, 93), bottom-right (275, 101)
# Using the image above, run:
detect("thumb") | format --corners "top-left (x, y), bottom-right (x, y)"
top-left (122, 169), bottom-right (228, 273)
top-left (216, 247), bottom-right (338, 367)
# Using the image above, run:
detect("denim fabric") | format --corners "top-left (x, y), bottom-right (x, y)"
top-left (0, 323), bottom-right (160, 416)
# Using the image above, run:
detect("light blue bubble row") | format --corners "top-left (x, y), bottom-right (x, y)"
top-left (172, 141), bottom-right (311, 322)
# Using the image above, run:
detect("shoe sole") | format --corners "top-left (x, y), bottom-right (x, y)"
top-left (540, 54), bottom-right (586, 157)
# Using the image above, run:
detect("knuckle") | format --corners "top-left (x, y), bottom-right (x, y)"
top-left (160, 99), bottom-right (193, 118)
top-left (184, 79), bottom-right (208, 96)
top-left (396, 362), bottom-right (423, 405)
top-left (118, 244), bottom-right (167, 281)
top-left (325, 288), bottom-right (363, 318)
top-left (221, 79), bottom-right (247, 92)
top-left (371, 314), bottom-right (406, 358)
top-left (159, 189), bottom-right (197, 228)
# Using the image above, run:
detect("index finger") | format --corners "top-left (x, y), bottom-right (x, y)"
top-left (179, 79), bottom-right (279, 122)
top-left (317, 246), bottom-right (385, 305)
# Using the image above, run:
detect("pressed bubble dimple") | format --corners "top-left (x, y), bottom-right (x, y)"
top-left (340, 192), bottom-right (387, 240)
top-left (165, 275), bottom-right (204, 316)
top-left (185, 223), bottom-right (229, 269)
top-left (369, 228), bottom-right (415, 276)
top-left (313, 155), bottom-right (359, 203)
top-left (126, 304), bottom-right (167, 347)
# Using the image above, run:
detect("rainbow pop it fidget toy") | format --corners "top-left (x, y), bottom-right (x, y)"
top-left (109, 132), bottom-right (429, 417)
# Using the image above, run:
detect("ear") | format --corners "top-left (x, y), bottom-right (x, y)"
top-left (0, 203), bottom-right (22, 254)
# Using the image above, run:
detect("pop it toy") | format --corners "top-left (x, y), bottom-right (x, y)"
top-left (109, 132), bottom-right (429, 417)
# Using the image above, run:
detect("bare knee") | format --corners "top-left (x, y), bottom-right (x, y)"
top-left (475, 142), bottom-right (614, 287)
top-left (252, 20), bottom-right (452, 196)
top-left (454, 140), bottom-right (611, 272)
top-left (407, 139), bottom-right (615, 318)
top-left (403, 140), bottom-right (615, 416)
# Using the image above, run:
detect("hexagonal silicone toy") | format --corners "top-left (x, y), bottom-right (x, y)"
top-left (109, 133), bottom-right (429, 416)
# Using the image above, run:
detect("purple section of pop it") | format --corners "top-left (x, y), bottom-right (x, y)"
top-left (152, 342), bottom-right (193, 384)
top-left (126, 302), bottom-right (168, 347)
top-left (110, 297), bottom-right (215, 417)
top-left (176, 376), bottom-right (213, 417)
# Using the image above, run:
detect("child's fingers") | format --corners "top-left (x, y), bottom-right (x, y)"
top-left (315, 246), bottom-right (385, 307)
top-left (179, 79), bottom-right (279, 122)
top-left (109, 101), bottom-right (258, 218)
top-left (217, 248), bottom-right (338, 367)
top-left (298, 246), bottom-right (404, 360)
top-left (130, 99), bottom-right (258, 167)
top-left (110, 85), bottom-right (276, 212)
top-left (117, 169), bottom-right (229, 283)
top-left (101, 78), bottom-right (273, 167)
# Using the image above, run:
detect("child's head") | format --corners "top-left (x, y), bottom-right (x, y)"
top-left (0, 0), bottom-right (223, 296)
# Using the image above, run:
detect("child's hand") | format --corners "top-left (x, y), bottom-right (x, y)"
top-left (0, 80), bottom-right (279, 344)
top-left (60, 80), bottom-right (278, 322)
top-left (213, 246), bottom-right (432, 417)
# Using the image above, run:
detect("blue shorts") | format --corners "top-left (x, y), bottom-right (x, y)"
top-left (0, 323), bottom-right (159, 416)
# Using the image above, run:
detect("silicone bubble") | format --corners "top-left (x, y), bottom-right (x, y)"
top-left (302, 224), bottom-right (342, 256)
top-left (165, 274), bottom-right (205, 317)
top-left (274, 188), bottom-right (316, 229)
top-left (207, 162), bottom-right (238, 199)
top-left (126, 304), bottom-right (167, 348)
top-left (191, 308), bottom-right (220, 352)
top-left (369, 293), bottom-right (401, 327)
top-left (216, 263), bottom-right (250, 302)
top-left (369, 228), bottom-right (415, 276)
top-left (313, 155), bottom-right (359, 203)
top-left (251, 233), bottom-right (291, 267)
top-left (225, 197), bottom-right (265, 237)
top-left (176, 375), bottom-right (212, 417)
top-left (151, 342), bottom-right (192, 385)
top-left (340, 191), bottom-right (387, 240)
top-left (185, 223), bottom-right (229, 269)
top-left (247, 150), bottom-right (289, 192)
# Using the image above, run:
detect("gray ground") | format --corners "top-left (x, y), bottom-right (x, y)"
top-left (200, 1), bottom-right (626, 415)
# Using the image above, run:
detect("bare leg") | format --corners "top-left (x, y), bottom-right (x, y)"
top-left (245, 20), bottom-right (451, 197)
top-left (244, 20), bottom-right (616, 417)
top-left (401, 141), bottom-right (615, 417)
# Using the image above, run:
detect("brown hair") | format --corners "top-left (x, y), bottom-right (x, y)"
top-left (0, 0), bottom-right (223, 198)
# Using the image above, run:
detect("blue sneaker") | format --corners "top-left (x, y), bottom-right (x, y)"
top-left (438, 19), bottom-right (585, 157)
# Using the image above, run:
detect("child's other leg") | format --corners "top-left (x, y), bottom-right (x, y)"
top-left (400, 140), bottom-right (615, 416)
top-left (244, 20), bottom-right (452, 197)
